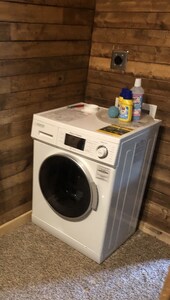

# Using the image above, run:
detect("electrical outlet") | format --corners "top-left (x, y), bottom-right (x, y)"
top-left (111, 51), bottom-right (128, 70)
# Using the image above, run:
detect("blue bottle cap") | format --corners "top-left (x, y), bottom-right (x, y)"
top-left (120, 88), bottom-right (132, 99)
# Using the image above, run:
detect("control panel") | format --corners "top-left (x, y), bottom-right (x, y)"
top-left (31, 119), bottom-right (120, 166)
top-left (57, 127), bottom-right (119, 166)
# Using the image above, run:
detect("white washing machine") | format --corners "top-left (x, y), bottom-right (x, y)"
top-left (31, 102), bottom-right (161, 263)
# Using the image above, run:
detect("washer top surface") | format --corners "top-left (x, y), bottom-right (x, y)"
top-left (31, 102), bottom-right (161, 166)
top-left (34, 102), bottom-right (160, 136)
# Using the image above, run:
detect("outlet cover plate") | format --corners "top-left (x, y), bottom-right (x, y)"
top-left (111, 51), bottom-right (128, 70)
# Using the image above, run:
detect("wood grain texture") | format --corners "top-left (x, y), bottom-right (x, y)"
top-left (0, 0), bottom-right (94, 225)
top-left (0, 56), bottom-right (89, 77)
top-left (0, 2), bottom-right (94, 25)
top-left (93, 28), bottom-right (170, 47)
top-left (0, 69), bottom-right (88, 95)
top-left (0, 0), bottom-right (95, 9)
top-left (0, 2), bottom-right (63, 23)
top-left (96, 0), bottom-right (170, 12)
top-left (95, 12), bottom-right (170, 30)
top-left (141, 201), bottom-right (170, 234)
top-left (139, 221), bottom-right (170, 245)
top-left (91, 42), bottom-right (170, 65)
top-left (86, 0), bottom-right (170, 238)
top-left (0, 41), bottom-right (90, 59)
top-left (10, 24), bottom-right (91, 41)
top-left (0, 211), bottom-right (31, 237)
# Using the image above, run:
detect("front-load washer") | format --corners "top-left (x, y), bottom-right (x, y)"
top-left (31, 102), bottom-right (161, 263)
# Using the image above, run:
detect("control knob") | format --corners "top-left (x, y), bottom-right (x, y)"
top-left (97, 146), bottom-right (108, 159)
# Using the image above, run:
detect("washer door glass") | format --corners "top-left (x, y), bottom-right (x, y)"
top-left (39, 155), bottom-right (97, 221)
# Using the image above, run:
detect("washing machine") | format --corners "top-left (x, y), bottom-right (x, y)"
top-left (31, 102), bottom-right (161, 263)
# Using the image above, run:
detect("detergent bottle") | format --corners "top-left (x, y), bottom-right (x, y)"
top-left (118, 88), bottom-right (133, 122)
top-left (131, 78), bottom-right (144, 121)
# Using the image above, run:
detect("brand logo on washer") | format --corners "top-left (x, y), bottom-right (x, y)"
top-left (36, 122), bottom-right (45, 128)
top-left (96, 165), bottom-right (110, 181)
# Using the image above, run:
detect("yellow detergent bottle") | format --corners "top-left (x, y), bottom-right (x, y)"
top-left (118, 88), bottom-right (133, 122)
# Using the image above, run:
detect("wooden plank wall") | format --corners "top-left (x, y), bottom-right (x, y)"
top-left (0, 0), bottom-right (95, 225)
top-left (86, 0), bottom-right (170, 238)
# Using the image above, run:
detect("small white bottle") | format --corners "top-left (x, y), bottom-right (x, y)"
top-left (131, 78), bottom-right (144, 121)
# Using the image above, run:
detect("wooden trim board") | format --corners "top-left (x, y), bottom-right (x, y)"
top-left (139, 221), bottom-right (170, 245)
top-left (0, 211), bottom-right (32, 237)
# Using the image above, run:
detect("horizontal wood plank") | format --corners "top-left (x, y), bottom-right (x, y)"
top-left (91, 42), bottom-right (170, 65)
top-left (158, 127), bottom-right (170, 143)
top-left (0, 0), bottom-right (95, 9)
top-left (9, 24), bottom-right (91, 41)
top-left (63, 7), bottom-right (94, 25)
top-left (141, 202), bottom-right (170, 234)
top-left (0, 2), bottom-right (63, 23)
top-left (0, 56), bottom-right (89, 77)
top-left (152, 138), bottom-right (170, 160)
top-left (86, 82), bottom-right (119, 102)
top-left (144, 188), bottom-right (170, 209)
top-left (95, 12), bottom-right (170, 30)
top-left (0, 201), bottom-right (32, 225)
top-left (0, 119), bottom-right (32, 142)
top-left (0, 166), bottom-right (32, 193)
top-left (0, 134), bottom-right (32, 166)
top-left (149, 167), bottom-right (170, 196)
top-left (87, 69), bottom-right (134, 87)
top-left (139, 221), bottom-right (170, 245)
top-left (0, 80), bottom-right (87, 113)
top-left (0, 211), bottom-right (31, 237)
top-left (0, 41), bottom-right (90, 59)
top-left (0, 68), bottom-right (88, 95)
top-left (0, 23), bottom-right (10, 41)
top-left (96, 0), bottom-right (170, 12)
top-left (0, 89), bottom-right (85, 125)
top-left (0, 2), bottom-right (94, 25)
top-left (92, 28), bottom-right (170, 47)
top-left (0, 182), bottom-right (32, 216)
top-left (87, 69), bottom-right (170, 98)
top-left (89, 57), bottom-right (170, 80)
top-left (0, 157), bottom-right (33, 180)
top-left (153, 152), bottom-right (170, 170)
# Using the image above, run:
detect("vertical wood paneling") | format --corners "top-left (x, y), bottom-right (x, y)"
top-left (86, 0), bottom-right (170, 237)
top-left (0, 0), bottom-right (95, 225)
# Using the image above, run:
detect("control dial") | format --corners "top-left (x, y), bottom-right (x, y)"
top-left (97, 146), bottom-right (108, 159)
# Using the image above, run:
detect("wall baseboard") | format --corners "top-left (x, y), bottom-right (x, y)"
top-left (0, 211), bottom-right (32, 237)
top-left (139, 221), bottom-right (170, 245)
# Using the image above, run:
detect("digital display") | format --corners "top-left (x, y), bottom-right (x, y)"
top-left (64, 134), bottom-right (85, 151)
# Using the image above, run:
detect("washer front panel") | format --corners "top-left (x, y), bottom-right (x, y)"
top-left (32, 140), bottom-right (116, 259)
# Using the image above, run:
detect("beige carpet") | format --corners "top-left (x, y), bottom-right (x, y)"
top-left (0, 222), bottom-right (170, 300)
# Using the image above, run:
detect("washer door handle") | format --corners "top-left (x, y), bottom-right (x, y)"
top-left (91, 182), bottom-right (98, 211)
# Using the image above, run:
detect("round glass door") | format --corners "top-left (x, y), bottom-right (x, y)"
top-left (39, 155), bottom-right (95, 221)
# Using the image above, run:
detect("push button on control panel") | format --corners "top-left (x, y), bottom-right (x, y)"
top-left (96, 146), bottom-right (108, 159)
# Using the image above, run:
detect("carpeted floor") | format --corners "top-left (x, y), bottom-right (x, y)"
top-left (0, 222), bottom-right (170, 300)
